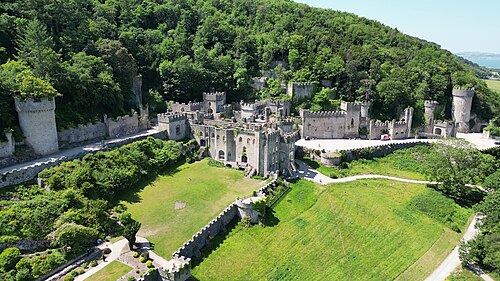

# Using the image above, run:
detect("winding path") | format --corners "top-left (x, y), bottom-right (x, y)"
top-left (292, 159), bottom-right (492, 281)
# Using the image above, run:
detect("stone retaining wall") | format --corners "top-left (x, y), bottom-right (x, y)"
top-left (341, 141), bottom-right (429, 162)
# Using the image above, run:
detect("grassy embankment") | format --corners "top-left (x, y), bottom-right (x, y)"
top-left (192, 179), bottom-right (472, 280)
top-left (118, 158), bottom-right (263, 258)
top-left (86, 261), bottom-right (132, 281)
top-left (302, 145), bottom-right (430, 181)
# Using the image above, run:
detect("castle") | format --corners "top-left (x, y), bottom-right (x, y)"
top-left (159, 92), bottom-right (298, 177)
top-left (301, 101), bottom-right (414, 140)
top-left (424, 87), bottom-right (486, 137)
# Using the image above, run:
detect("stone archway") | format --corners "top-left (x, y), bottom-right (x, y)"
top-left (218, 150), bottom-right (225, 160)
top-left (241, 155), bottom-right (248, 163)
top-left (434, 128), bottom-right (442, 135)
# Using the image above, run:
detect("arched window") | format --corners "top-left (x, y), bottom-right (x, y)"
top-left (211, 132), bottom-right (215, 138)
top-left (239, 137), bottom-right (242, 142)
top-left (351, 118), bottom-right (354, 126)
top-left (243, 146), bottom-right (247, 153)
top-left (218, 150), bottom-right (225, 160)
top-left (175, 125), bottom-right (181, 135)
top-left (247, 138), bottom-right (250, 144)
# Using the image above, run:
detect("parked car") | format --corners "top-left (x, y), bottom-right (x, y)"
top-left (380, 134), bottom-right (391, 141)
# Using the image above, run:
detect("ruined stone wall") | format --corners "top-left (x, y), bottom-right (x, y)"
top-left (158, 113), bottom-right (189, 141)
top-left (300, 110), bottom-right (347, 139)
top-left (106, 114), bottom-right (142, 137)
top-left (287, 82), bottom-right (317, 101)
top-left (15, 98), bottom-right (59, 155)
top-left (389, 121), bottom-right (408, 140)
top-left (171, 102), bottom-right (203, 113)
top-left (368, 120), bottom-right (389, 140)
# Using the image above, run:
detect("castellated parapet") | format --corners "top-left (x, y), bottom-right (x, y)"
top-left (15, 97), bottom-right (59, 155)
top-left (452, 88), bottom-right (474, 133)
top-left (203, 92), bottom-right (226, 114)
top-left (424, 100), bottom-right (439, 133)
top-left (287, 81), bottom-right (317, 101)
top-left (157, 113), bottom-right (189, 141)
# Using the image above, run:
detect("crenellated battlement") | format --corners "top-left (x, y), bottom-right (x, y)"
top-left (302, 110), bottom-right (347, 118)
top-left (452, 87), bottom-right (475, 97)
top-left (370, 120), bottom-right (390, 128)
top-left (15, 97), bottom-right (56, 113)
top-left (158, 112), bottom-right (187, 123)
top-left (203, 91), bottom-right (226, 100)
top-left (424, 100), bottom-right (439, 108)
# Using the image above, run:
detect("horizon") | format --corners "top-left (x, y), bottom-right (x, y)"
top-left (294, 0), bottom-right (500, 55)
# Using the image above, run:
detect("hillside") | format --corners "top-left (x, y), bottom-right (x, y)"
top-left (0, 0), bottom-right (498, 132)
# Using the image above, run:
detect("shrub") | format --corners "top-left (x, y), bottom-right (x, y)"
top-left (0, 247), bottom-right (21, 272)
top-left (64, 274), bottom-right (74, 281)
top-left (89, 260), bottom-right (97, 267)
top-left (133, 252), bottom-right (139, 258)
top-left (207, 158), bottom-right (225, 168)
top-left (146, 260), bottom-right (153, 268)
top-left (70, 270), bottom-right (79, 277)
top-left (82, 262), bottom-right (89, 269)
top-left (128, 276), bottom-right (136, 281)
top-left (103, 248), bottom-right (112, 255)
top-left (240, 217), bottom-right (251, 228)
top-left (78, 269), bottom-right (85, 275)
top-left (139, 257), bottom-right (146, 263)
top-left (140, 251), bottom-right (149, 260)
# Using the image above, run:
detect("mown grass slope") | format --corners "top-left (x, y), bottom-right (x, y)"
top-left (485, 79), bottom-right (500, 93)
top-left (118, 159), bottom-right (264, 258)
top-left (86, 261), bottom-right (132, 281)
top-left (192, 179), bottom-right (471, 281)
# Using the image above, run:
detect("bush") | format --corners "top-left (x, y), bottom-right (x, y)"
top-left (89, 260), bottom-right (97, 267)
top-left (0, 247), bottom-right (21, 272)
top-left (70, 270), bottom-right (79, 277)
top-left (207, 158), bottom-right (225, 168)
top-left (133, 252), bottom-right (139, 258)
top-left (64, 274), bottom-right (74, 281)
top-left (146, 260), bottom-right (153, 268)
top-left (139, 257), bottom-right (147, 263)
top-left (103, 248), bottom-right (112, 255)
top-left (128, 276), bottom-right (136, 281)
top-left (140, 251), bottom-right (149, 260)
top-left (78, 269), bottom-right (85, 275)
top-left (82, 262), bottom-right (89, 269)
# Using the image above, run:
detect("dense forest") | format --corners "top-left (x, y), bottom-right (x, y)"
top-left (0, 0), bottom-right (499, 132)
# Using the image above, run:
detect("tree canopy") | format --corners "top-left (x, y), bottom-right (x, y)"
top-left (0, 0), bottom-right (498, 132)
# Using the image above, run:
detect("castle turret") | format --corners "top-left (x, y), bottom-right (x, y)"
top-left (404, 107), bottom-right (414, 138)
top-left (452, 88), bottom-right (474, 133)
top-left (15, 97), bottom-right (59, 155)
top-left (203, 92), bottom-right (226, 114)
top-left (340, 101), bottom-right (361, 138)
top-left (424, 100), bottom-right (439, 133)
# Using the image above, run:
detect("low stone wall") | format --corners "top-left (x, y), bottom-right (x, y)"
top-left (106, 114), bottom-right (150, 138)
top-left (341, 141), bottom-right (429, 162)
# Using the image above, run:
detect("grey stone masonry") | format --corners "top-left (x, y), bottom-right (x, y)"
top-left (15, 97), bottom-right (59, 155)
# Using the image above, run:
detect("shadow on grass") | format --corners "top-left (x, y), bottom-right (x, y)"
top-left (190, 217), bottom-right (239, 269)
top-left (111, 160), bottom-right (185, 206)
top-left (265, 207), bottom-right (280, 227)
top-left (427, 184), bottom-right (486, 208)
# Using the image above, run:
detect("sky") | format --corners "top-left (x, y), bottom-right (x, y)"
top-left (294, 0), bottom-right (500, 54)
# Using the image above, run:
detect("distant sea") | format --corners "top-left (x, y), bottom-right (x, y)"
top-left (456, 52), bottom-right (500, 69)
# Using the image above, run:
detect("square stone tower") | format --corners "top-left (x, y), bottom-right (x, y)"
top-left (203, 92), bottom-right (226, 114)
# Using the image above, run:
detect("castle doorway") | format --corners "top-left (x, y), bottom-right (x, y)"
top-left (200, 139), bottom-right (206, 147)
top-left (241, 155), bottom-right (248, 163)
top-left (218, 150), bottom-right (225, 160)
top-left (434, 128), bottom-right (442, 135)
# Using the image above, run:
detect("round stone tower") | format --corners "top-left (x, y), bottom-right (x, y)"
top-left (15, 97), bottom-right (59, 155)
top-left (424, 100), bottom-right (439, 133)
top-left (452, 88), bottom-right (474, 133)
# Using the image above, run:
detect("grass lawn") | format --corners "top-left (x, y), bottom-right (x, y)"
top-left (86, 261), bottom-right (132, 281)
top-left (118, 159), bottom-right (264, 258)
top-left (485, 79), bottom-right (500, 93)
top-left (302, 145), bottom-right (430, 181)
top-left (192, 179), bottom-right (471, 280)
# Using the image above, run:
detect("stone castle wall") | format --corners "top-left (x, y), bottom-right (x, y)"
top-left (301, 110), bottom-right (348, 139)
top-left (452, 88), bottom-right (474, 133)
top-left (0, 131), bottom-right (167, 189)
top-left (341, 141), bottom-right (429, 162)
top-left (58, 122), bottom-right (107, 147)
top-left (15, 98), bottom-right (59, 155)
top-left (106, 114), bottom-right (149, 137)
top-left (287, 82), bottom-right (317, 101)
top-left (0, 133), bottom-right (15, 158)
top-left (172, 177), bottom-right (279, 260)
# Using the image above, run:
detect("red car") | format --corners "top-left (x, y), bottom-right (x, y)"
top-left (380, 134), bottom-right (391, 141)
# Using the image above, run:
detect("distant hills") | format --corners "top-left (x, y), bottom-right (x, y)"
top-left (456, 52), bottom-right (500, 69)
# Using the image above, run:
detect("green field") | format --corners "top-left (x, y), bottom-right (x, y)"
top-left (303, 146), bottom-right (430, 180)
top-left (86, 261), bottom-right (132, 281)
top-left (118, 159), bottom-right (264, 258)
top-left (192, 179), bottom-right (471, 280)
top-left (485, 79), bottom-right (500, 92)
